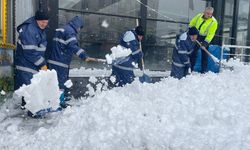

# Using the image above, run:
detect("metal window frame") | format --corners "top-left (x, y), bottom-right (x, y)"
top-left (245, 1), bottom-right (250, 62)
top-left (230, 0), bottom-right (239, 46)
top-left (211, 0), bottom-right (225, 46)
top-left (0, 0), bottom-right (15, 49)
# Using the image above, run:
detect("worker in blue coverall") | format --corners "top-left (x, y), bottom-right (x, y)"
top-left (48, 16), bottom-right (99, 108)
top-left (170, 27), bottom-right (199, 79)
top-left (14, 11), bottom-right (49, 115)
top-left (111, 26), bottom-right (144, 87)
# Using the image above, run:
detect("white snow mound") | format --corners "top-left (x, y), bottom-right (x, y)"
top-left (105, 45), bottom-right (132, 64)
top-left (15, 70), bottom-right (61, 114)
top-left (1, 60), bottom-right (250, 150)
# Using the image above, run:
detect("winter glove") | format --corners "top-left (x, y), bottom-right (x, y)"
top-left (40, 65), bottom-right (48, 71)
top-left (201, 41), bottom-right (209, 49)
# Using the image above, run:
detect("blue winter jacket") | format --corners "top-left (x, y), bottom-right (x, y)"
top-left (170, 32), bottom-right (195, 79)
top-left (111, 30), bottom-right (143, 86)
top-left (15, 17), bottom-right (47, 90)
top-left (48, 16), bottom-right (87, 90)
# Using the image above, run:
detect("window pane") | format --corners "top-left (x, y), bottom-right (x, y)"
top-left (59, 0), bottom-right (140, 17)
top-left (223, 0), bottom-right (234, 44)
top-left (59, 10), bottom-right (138, 69)
top-left (144, 21), bottom-right (186, 70)
top-left (59, 0), bottom-right (208, 71)
top-left (147, 0), bottom-right (207, 22)
top-left (237, 0), bottom-right (249, 45)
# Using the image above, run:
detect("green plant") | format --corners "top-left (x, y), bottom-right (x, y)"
top-left (0, 76), bottom-right (14, 92)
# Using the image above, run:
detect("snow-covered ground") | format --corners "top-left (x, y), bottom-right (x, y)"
top-left (1, 60), bottom-right (250, 150)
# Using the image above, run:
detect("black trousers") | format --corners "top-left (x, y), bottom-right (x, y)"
top-left (190, 36), bottom-right (208, 73)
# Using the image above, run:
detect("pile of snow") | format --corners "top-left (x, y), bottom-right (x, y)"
top-left (86, 77), bottom-right (109, 97)
top-left (15, 70), bottom-right (61, 114)
top-left (1, 60), bottom-right (250, 149)
top-left (105, 45), bottom-right (132, 64)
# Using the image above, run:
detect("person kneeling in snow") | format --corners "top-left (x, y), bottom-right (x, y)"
top-left (170, 27), bottom-right (198, 79)
top-left (111, 26), bottom-right (144, 87)
top-left (48, 16), bottom-right (99, 108)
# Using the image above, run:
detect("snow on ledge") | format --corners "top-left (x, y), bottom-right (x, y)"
top-left (69, 67), bottom-right (170, 77)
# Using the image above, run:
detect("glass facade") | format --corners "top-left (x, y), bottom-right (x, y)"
top-left (223, 0), bottom-right (250, 46)
top-left (237, 0), bottom-right (249, 45)
top-left (223, 0), bottom-right (234, 45)
top-left (58, 0), bottom-right (209, 70)
top-left (56, 0), bottom-right (250, 70)
top-left (59, 0), bottom-right (141, 69)
top-left (145, 0), bottom-right (208, 70)
top-left (147, 0), bottom-right (207, 22)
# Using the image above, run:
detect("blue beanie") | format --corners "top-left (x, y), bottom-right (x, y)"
top-left (35, 11), bottom-right (49, 20)
top-left (135, 26), bottom-right (145, 36)
top-left (188, 27), bottom-right (199, 35)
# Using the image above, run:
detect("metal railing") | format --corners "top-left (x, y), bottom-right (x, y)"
top-left (221, 45), bottom-right (250, 63)
top-left (219, 45), bottom-right (250, 72)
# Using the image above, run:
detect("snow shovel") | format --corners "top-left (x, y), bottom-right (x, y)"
top-left (196, 40), bottom-right (233, 71)
top-left (138, 59), bottom-right (152, 83)
top-left (196, 40), bottom-right (220, 64)
top-left (139, 73), bottom-right (152, 83)
top-left (85, 57), bottom-right (107, 63)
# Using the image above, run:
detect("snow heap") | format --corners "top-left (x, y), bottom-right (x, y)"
top-left (105, 45), bottom-right (132, 64)
top-left (1, 60), bottom-right (250, 150)
top-left (15, 70), bottom-right (61, 114)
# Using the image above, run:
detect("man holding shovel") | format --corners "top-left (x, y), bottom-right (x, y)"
top-left (111, 26), bottom-right (145, 86)
top-left (170, 27), bottom-right (199, 79)
top-left (189, 6), bottom-right (218, 73)
top-left (48, 16), bottom-right (103, 108)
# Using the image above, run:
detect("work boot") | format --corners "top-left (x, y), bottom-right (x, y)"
top-left (20, 97), bottom-right (26, 110)
top-left (27, 110), bottom-right (45, 119)
top-left (60, 102), bottom-right (71, 109)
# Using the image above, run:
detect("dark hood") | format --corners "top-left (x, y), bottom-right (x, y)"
top-left (68, 16), bottom-right (83, 32)
top-left (17, 17), bottom-right (36, 32)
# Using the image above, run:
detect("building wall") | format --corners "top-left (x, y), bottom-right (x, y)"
top-left (15, 0), bottom-right (37, 42)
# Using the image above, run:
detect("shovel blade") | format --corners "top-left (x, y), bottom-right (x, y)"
top-left (139, 73), bottom-right (152, 83)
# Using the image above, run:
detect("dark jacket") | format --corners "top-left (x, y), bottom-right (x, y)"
top-left (15, 17), bottom-right (47, 90)
top-left (111, 30), bottom-right (143, 86)
top-left (48, 16), bottom-right (87, 90)
top-left (170, 32), bottom-right (195, 79)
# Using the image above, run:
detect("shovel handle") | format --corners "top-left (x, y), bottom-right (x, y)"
top-left (195, 40), bottom-right (219, 63)
top-left (85, 57), bottom-right (107, 63)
